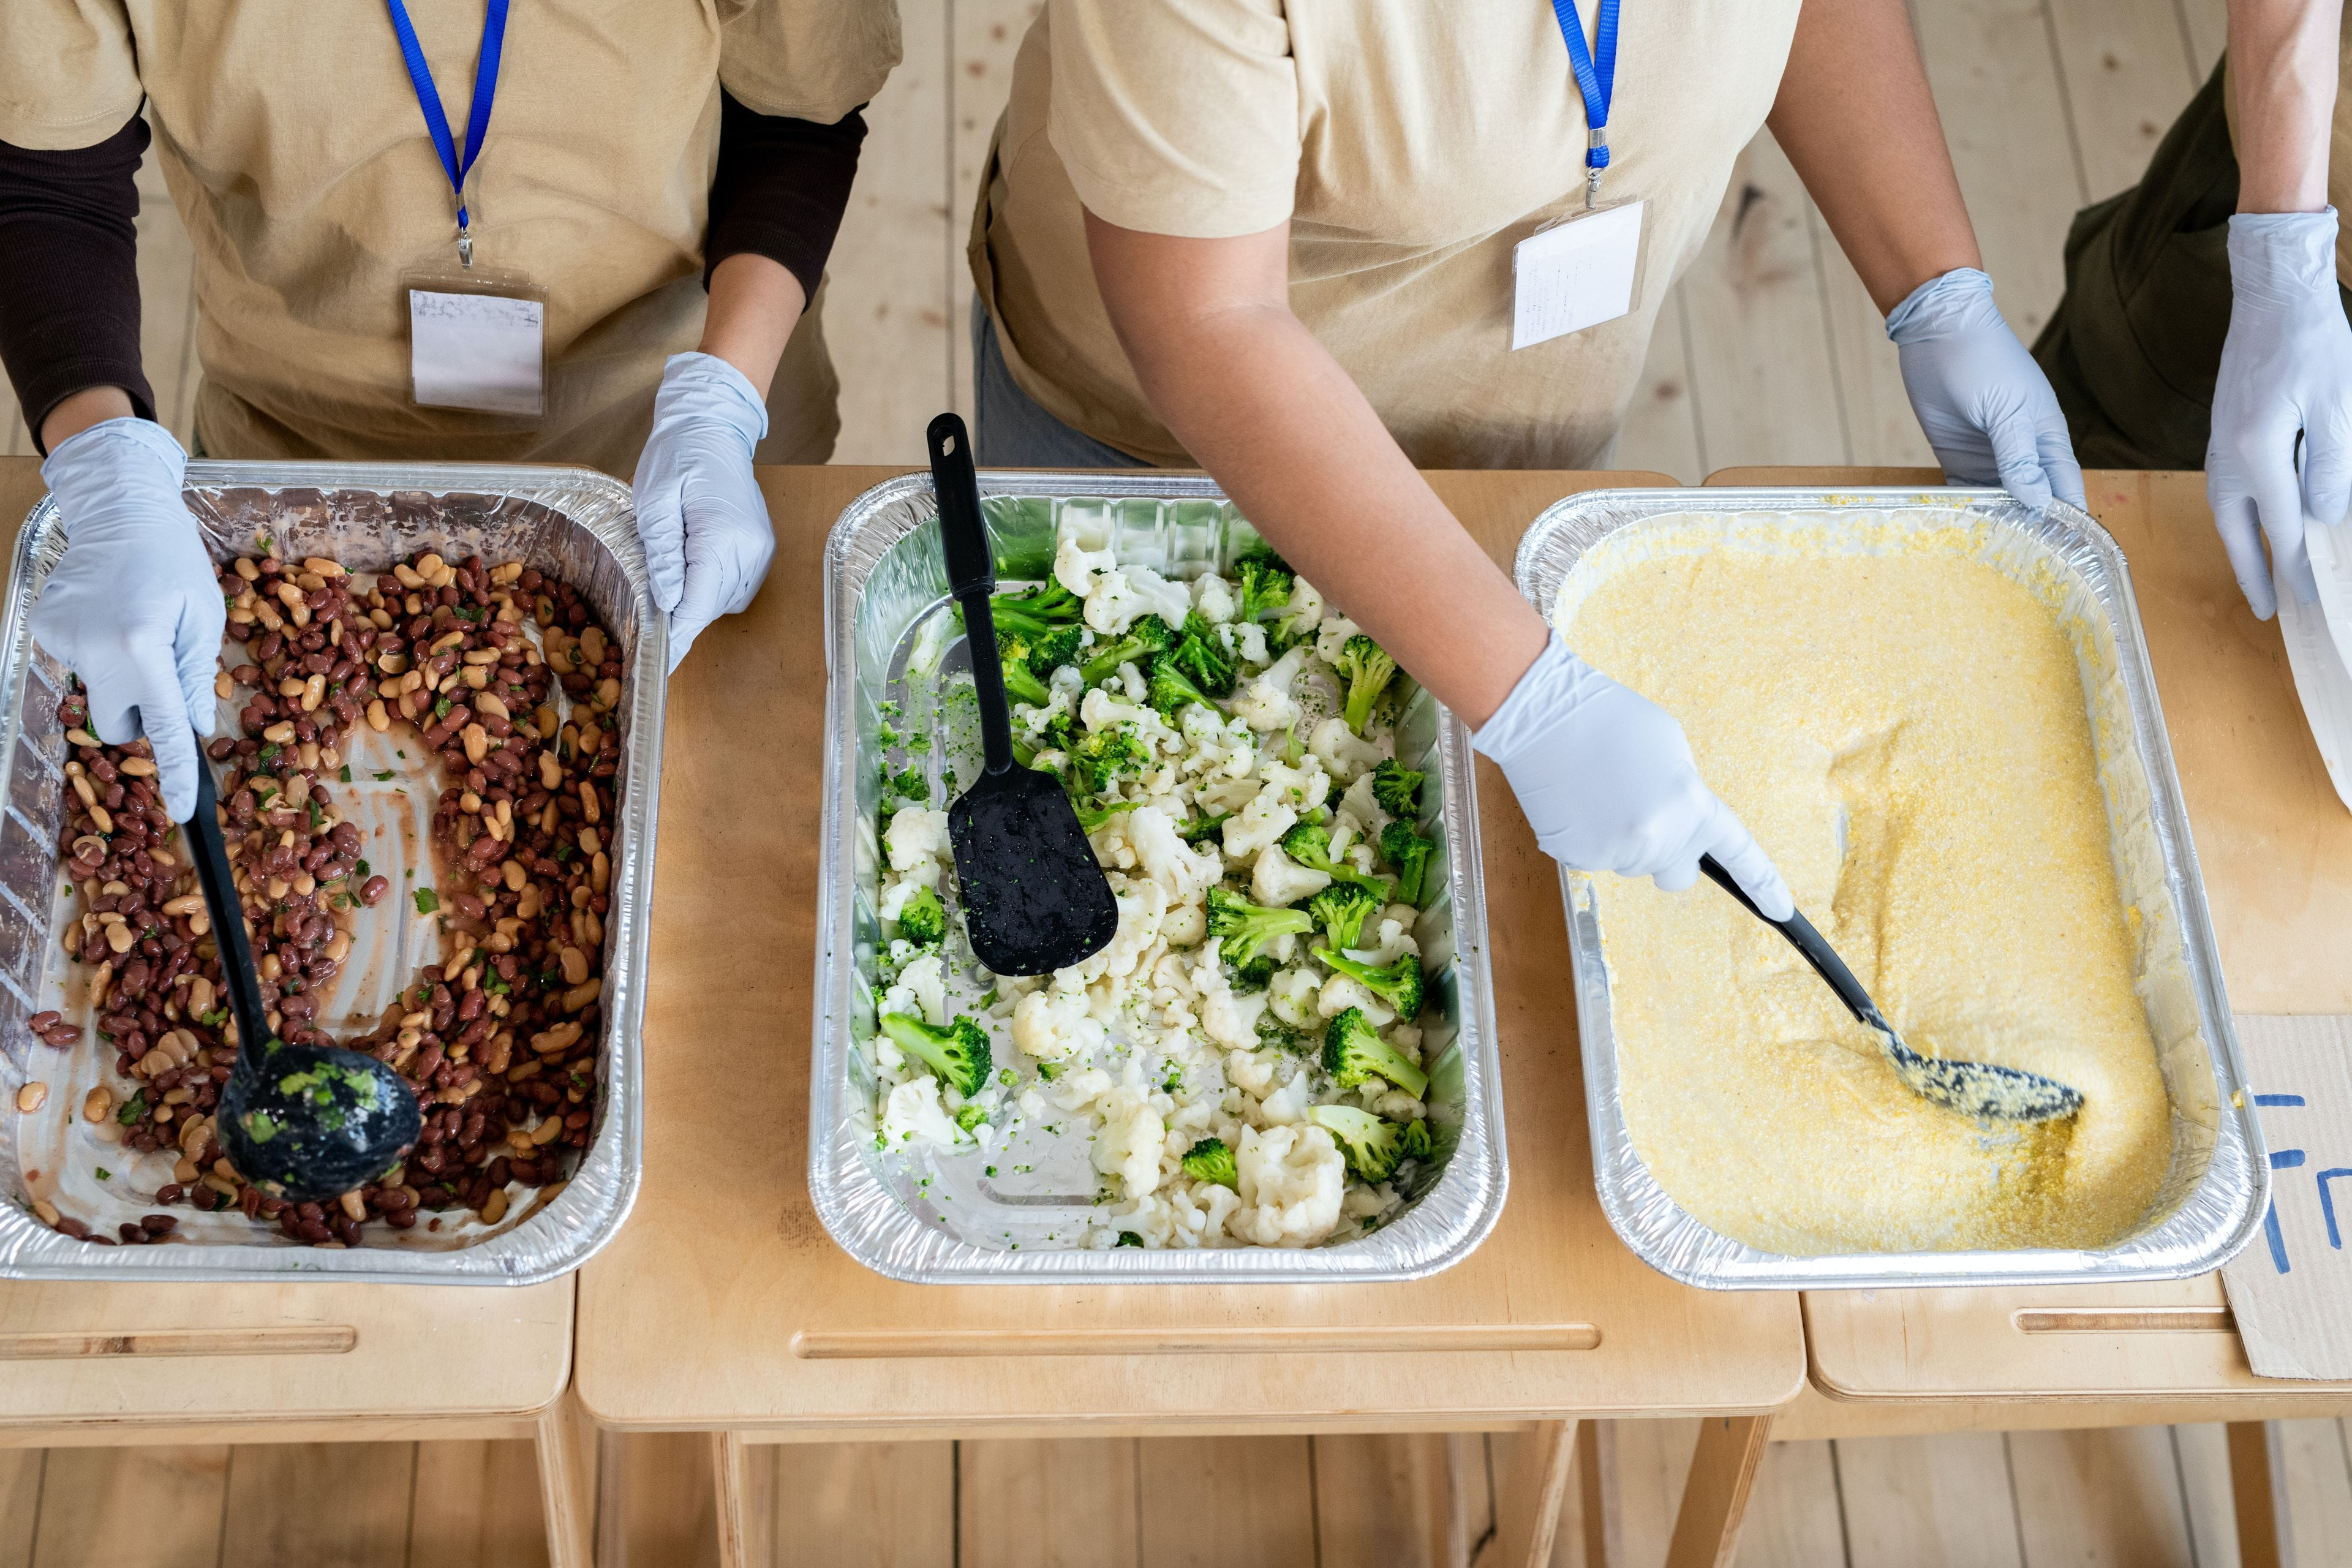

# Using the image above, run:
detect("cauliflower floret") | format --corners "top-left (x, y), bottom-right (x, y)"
top-left (1127, 566), bottom-right (1194, 628)
top-left (883, 807), bottom-right (950, 872)
top-left (1225, 1046), bottom-right (1280, 1096)
top-left (1317, 973), bottom-right (1396, 1029)
top-left (1339, 771), bottom-right (1392, 837)
top-left (879, 952), bottom-right (948, 1028)
top-left (1258, 1069), bottom-right (1314, 1125)
top-left (1049, 1065), bottom-right (1114, 1113)
top-left (1161, 897), bottom-right (1207, 948)
top-left (1231, 646), bottom-right (1310, 733)
top-left (1315, 615), bottom-right (1361, 665)
top-left (877, 875), bottom-right (933, 921)
top-left (1352, 917), bottom-right (1422, 968)
top-left (1018, 681), bottom-right (1074, 740)
top-left (1277, 578), bottom-right (1326, 641)
top-left (1386, 1020), bottom-right (1424, 1058)
top-left (1251, 842), bottom-right (1332, 908)
top-left (1012, 987), bottom-right (1104, 1060)
top-left (1120, 806), bottom-right (1225, 902)
top-left (882, 1077), bottom-right (969, 1150)
top-left (1094, 1089), bottom-right (1167, 1199)
top-left (1221, 619), bottom-right (1270, 667)
top-left (1257, 757), bottom-right (1331, 815)
top-left (1373, 1088), bottom-right (1427, 1121)
top-left (1192, 573), bottom-right (1236, 625)
top-left (1310, 716), bottom-right (1389, 784)
top-left (1080, 685), bottom-right (1148, 734)
top-left (1267, 967), bottom-right (1322, 1030)
top-left (1201, 984), bottom-right (1272, 1051)
top-left (1228, 1123), bottom-right (1346, 1245)
top-left (1054, 533), bottom-right (1118, 597)
top-left (1221, 787), bottom-right (1298, 861)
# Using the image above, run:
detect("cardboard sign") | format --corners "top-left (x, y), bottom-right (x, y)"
top-left (2222, 1015), bottom-right (2352, 1379)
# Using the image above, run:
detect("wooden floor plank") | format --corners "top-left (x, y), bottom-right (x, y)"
top-left (608, 1431), bottom-right (721, 1568)
top-left (406, 1439), bottom-right (548, 1568)
top-left (2278, 1419), bottom-right (2352, 1568)
top-left (1133, 1437), bottom-right (1315, 1568)
top-left (2170, 1423), bottom-right (2244, 1568)
top-left (2008, 1428), bottom-right (2195, 1568)
top-left (1834, 1433), bottom-right (2020, 1568)
top-left (1675, 132), bottom-right (1847, 472)
top-left (765, 1440), bottom-right (953, 1568)
top-left (2047, 0), bottom-right (2203, 202)
top-left (217, 1442), bottom-right (413, 1568)
top-left (1807, 214), bottom-right (1938, 472)
top-left (0, 1449), bottom-right (42, 1568)
top-left (1615, 283), bottom-right (1705, 483)
top-left (947, 0), bottom-right (1045, 423)
top-left (1610, 1419), bottom-right (1702, 1568)
top-left (2171, 0), bottom-right (2227, 80)
top-left (827, 0), bottom-right (953, 464)
top-left (1735, 1439), bottom-right (1847, 1568)
top-left (29, 1445), bottom-right (230, 1568)
top-left (1312, 1434), bottom-right (1471, 1568)
top-left (959, 1438), bottom-right (1139, 1568)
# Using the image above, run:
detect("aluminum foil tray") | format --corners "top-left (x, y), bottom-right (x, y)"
top-left (1515, 486), bottom-right (2266, 1291)
top-left (813, 473), bottom-right (1506, 1283)
top-left (0, 462), bottom-right (663, 1284)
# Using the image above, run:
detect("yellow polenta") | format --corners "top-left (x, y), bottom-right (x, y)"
top-left (1563, 530), bottom-right (2171, 1254)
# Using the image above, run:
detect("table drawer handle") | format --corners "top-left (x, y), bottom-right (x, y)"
top-left (790, 1324), bottom-right (1601, 1359)
top-left (0, 1327), bottom-right (358, 1360)
top-left (2010, 1308), bottom-right (2234, 1334)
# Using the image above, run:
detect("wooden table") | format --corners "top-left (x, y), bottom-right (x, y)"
top-left (0, 459), bottom-right (597, 1568)
top-left (575, 467), bottom-right (1806, 1568)
top-left (1713, 468), bottom-right (2352, 1568)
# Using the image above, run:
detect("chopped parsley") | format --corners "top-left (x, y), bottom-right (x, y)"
top-left (354, 859), bottom-right (371, 877)
top-left (413, 888), bottom-right (440, 915)
top-left (375, 771), bottom-right (394, 782)
top-left (306, 799), bottom-right (325, 830)
top-left (256, 742), bottom-right (282, 766)
top-left (484, 973), bottom-right (511, 997)
top-left (94, 1167), bottom-right (111, 1180)
top-left (1116, 1232), bottom-right (1143, 1248)
top-left (433, 696), bottom-right (453, 720)
top-left (116, 1090), bottom-right (145, 1126)
top-left (338, 764), bottom-right (352, 782)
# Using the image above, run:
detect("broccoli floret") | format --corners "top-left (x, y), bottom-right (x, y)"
top-left (887, 764), bottom-right (927, 801)
top-left (1205, 886), bottom-right (1313, 970)
top-left (1078, 612), bottom-right (1180, 687)
top-left (1065, 725), bottom-right (1148, 793)
top-left (987, 581), bottom-right (1085, 640)
top-left (1256, 1012), bottom-right (1305, 1052)
top-left (1167, 613), bottom-right (1236, 696)
top-left (1178, 811), bottom-right (1232, 845)
top-left (1181, 1136), bottom-right (1239, 1190)
top-left (894, 886), bottom-right (947, 946)
top-left (880, 1012), bottom-right (994, 1098)
top-left (1027, 624), bottom-right (1086, 673)
top-left (1333, 633), bottom-right (1399, 735)
top-left (1314, 944), bottom-right (1425, 1020)
top-left (1000, 652), bottom-right (1052, 709)
top-left (1308, 1104), bottom-right (1424, 1182)
top-left (1370, 760), bottom-right (1425, 819)
top-left (1230, 952), bottom-right (1276, 990)
top-left (1235, 551), bottom-right (1296, 624)
top-left (1305, 881), bottom-right (1381, 952)
top-left (954, 1102), bottom-right (989, 1133)
top-left (1073, 797), bottom-right (1142, 832)
top-left (1278, 821), bottom-right (1393, 897)
top-left (1321, 1006), bottom-right (1430, 1099)
top-left (1147, 660), bottom-right (1220, 717)
top-left (1380, 820), bottom-right (1437, 907)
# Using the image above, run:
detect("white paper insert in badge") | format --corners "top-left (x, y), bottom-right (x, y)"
top-left (409, 289), bottom-right (545, 416)
top-left (1512, 200), bottom-right (1643, 351)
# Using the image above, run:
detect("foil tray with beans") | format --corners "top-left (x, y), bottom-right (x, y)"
top-left (0, 465), bottom-right (663, 1284)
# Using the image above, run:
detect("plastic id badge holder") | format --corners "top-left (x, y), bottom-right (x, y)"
top-left (1512, 199), bottom-right (1646, 350)
top-left (405, 266), bottom-right (547, 420)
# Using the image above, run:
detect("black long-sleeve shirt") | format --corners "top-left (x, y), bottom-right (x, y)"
top-left (0, 90), bottom-right (866, 451)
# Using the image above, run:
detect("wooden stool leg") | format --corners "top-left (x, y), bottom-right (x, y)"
top-left (1578, 1420), bottom-right (1620, 1568)
top-left (1663, 1415), bottom-right (1772, 1568)
top-left (713, 1431), bottom-right (777, 1568)
top-left (2227, 1421), bottom-right (2294, 1568)
top-left (1488, 1420), bottom-right (1579, 1568)
top-left (533, 1390), bottom-right (601, 1568)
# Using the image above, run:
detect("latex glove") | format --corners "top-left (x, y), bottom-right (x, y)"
top-left (1472, 633), bottom-right (1794, 920)
top-left (632, 352), bottom-right (774, 672)
top-left (1888, 267), bottom-right (2086, 515)
top-left (2206, 209), bottom-right (2352, 619)
top-left (30, 418), bottom-right (220, 821)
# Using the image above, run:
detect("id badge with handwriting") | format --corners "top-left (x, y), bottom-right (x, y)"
top-left (1511, 198), bottom-right (1645, 351)
top-left (403, 265), bottom-right (547, 420)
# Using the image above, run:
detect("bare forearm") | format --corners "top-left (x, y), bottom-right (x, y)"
top-left (39, 385), bottom-right (135, 452)
top-left (697, 252), bottom-right (804, 400)
top-left (2233, 0), bottom-right (2340, 213)
top-left (1768, 0), bottom-right (1980, 311)
top-left (1090, 241), bottom-right (1545, 727)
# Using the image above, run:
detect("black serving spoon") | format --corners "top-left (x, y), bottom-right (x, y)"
top-left (925, 412), bottom-right (1120, 976)
top-left (183, 734), bottom-right (421, 1202)
top-left (1699, 854), bottom-right (2082, 1123)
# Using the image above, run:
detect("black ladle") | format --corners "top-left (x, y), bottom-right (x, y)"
top-left (184, 734), bottom-right (421, 1203)
top-left (1699, 854), bottom-right (2082, 1123)
top-left (925, 412), bottom-right (1119, 976)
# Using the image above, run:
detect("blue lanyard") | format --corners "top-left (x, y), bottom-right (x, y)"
top-left (1548, 0), bottom-right (1619, 206)
top-left (384, 0), bottom-right (511, 264)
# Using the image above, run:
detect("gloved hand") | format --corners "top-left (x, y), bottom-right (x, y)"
top-left (31, 418), bottom-right (220, 822)
top-left (631, 352), bottom-right (775, 672)
top-left (2207, 209), bottom-right (2352, 620)
top-left (1472, 633), bottom-right (1794, 920)
top-left (1888, 267), bottom-right (2087, 515)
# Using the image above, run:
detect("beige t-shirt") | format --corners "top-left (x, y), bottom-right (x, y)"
top-left (0, 0), bottom-right (899, 474)
top-left (971, 0), bottom-right (1801, 470)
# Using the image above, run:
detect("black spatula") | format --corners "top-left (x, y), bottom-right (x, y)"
top-left (1699, 854), bottom-right (2082, 1123)
top-left (926, 412), bottom-right (1119, 976)
top-left (184, 734), bottom-right (422, 1203)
